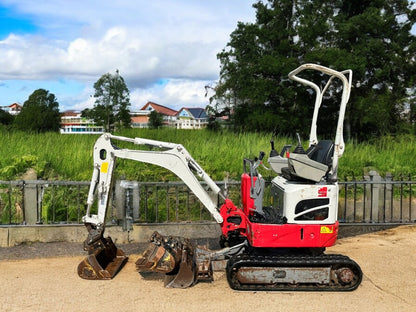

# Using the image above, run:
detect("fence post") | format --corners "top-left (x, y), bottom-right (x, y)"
top-left (117, 180), bottom-right (139, 231)
top-left (113, 180), bottom-right (124, 222)
top-left (23, 181), bottom-right (38, 225)
top-left (385, 172), bottom-right (393, 222)
top-left (369, 171), bottom-right (382, 222)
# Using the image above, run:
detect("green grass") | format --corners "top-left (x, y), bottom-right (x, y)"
top-left (1, 129), bottom-right (416, 182)
top-left (0, 131), bottom-right (96, 180)
top-left (340, 135), bottom-right (416, 180)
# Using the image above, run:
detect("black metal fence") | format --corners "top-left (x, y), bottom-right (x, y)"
top-left (0, 180), bottom-right (90, 225)
top-left (338, 176), bottom-right (416, 223)
top-left (0, 176), bottom-right (415, 226)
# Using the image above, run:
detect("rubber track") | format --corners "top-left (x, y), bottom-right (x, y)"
top-left (226, 253), bottom-right (363, 291)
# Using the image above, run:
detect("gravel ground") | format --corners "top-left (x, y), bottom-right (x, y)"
top-left (0, 225), bottom-right (415, 312)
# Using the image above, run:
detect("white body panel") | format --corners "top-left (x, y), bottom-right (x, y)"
top-left (272, 175), bottom-right (338, 225)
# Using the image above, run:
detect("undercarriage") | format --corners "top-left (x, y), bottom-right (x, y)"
top-left (226, 252), bottom-right (362, 291)
top-left (134, 231), bottom-right (362, 291)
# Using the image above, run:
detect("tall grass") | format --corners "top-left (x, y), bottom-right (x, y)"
top-left (0, 131), bottom-right (96, 180)
top-left (341, 135), bottom-right (416, 179)
top-left (1, 129), bottom-right (416, 181)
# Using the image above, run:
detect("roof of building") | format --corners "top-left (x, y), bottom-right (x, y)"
top-left (140, 101), bottom-right (177, 116)
top-left (61, 110), bottom-right (81, 117)
top-left (177, 107), bottom-right (207, 119)
top-left (9, 103), bottom-right (22, 109)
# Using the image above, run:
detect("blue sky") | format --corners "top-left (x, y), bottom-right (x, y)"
top-left (0, 0), bottom-right (255, 111)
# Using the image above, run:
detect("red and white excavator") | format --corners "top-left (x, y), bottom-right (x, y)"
top-left (77, 64), bottom-right (362, 291)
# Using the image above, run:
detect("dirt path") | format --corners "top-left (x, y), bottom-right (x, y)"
top-left (1, 226), bottom-right (416, 312)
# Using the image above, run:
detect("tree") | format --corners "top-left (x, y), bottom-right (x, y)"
top-left (0, 109), bottom-right (14, 126)
top-left (148, 110), bottom-right (164, 129)
top-left (82, 70), bottom-right (131, 132)
top-left (214, 0), bottom-right (416, 140)
top-left (214, 0), bottom-right (300, 134)
top-left (297, 0), bottom-right (416, 139)
top-left (14, 89), bottom-right (61, 132)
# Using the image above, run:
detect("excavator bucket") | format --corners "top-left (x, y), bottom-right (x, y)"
top-left (136, 231), bottom-right (197, 288)
top-left (78, 236), bottom-right (128, 280)
top-left (135, 240), bottom-right (176, 273)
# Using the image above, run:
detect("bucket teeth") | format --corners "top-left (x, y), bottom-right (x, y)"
top-left (77, 236), bottom-right (128, 280)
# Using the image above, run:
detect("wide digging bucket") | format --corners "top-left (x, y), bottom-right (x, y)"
top-left (78, 237), bottom-right (128, 280)
top-left (136, 231), bottom-right (196, 288)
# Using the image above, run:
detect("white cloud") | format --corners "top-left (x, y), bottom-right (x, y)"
top-left (0, 25), bottom-right (222, 83)
top-left (0, 0), bottom-right (255, 109)
top-left (130, 79), bottom-right (212, 111)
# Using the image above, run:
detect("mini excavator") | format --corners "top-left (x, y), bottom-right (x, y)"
top-left (77, 64), bottom-right (362, 291)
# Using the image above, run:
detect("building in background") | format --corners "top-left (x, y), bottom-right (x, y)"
top-left (175, 107), bottom-right (208, 129)
top-left (130, 102), bottom-right (208, 129)
top-left (60, 110), bottom-right (104, 134)
top-left (59, 101), bottom-right (208, 132)
top-left (131, 101), bottom-right (178, 128)
top-left (130, 110), bottom-right (151, 128)
top-left (1, 103), bottom-right (22, 115)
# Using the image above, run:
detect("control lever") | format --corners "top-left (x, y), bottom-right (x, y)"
top-left (269, 140), bottom-right (279, 158)
top-left (292, 133), bottom-right (306, 154)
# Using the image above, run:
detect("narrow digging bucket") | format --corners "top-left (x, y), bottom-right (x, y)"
top-left (78, 237), bottom-right (128, 280)
top-left (136, 231), bottom-right (197, 288)
top-left (164, 242), bottom-right (196, 288)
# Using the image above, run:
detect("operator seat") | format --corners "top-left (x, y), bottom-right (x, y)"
top-left (307, 140), bottom-right (334, 168)
top-left (281, 140), bottom-right (334, 183)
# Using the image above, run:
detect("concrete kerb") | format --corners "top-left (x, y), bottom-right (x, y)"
top-left (0, 222), bottom-right (222, 247)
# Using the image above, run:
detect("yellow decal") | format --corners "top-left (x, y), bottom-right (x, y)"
top-left (101, 162), bottom-right (109, 173)
top-left (320, 226), bottom-right (333, 234)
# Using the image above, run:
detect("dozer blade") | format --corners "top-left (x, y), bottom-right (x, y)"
top-left (136, 231), bottom-right (197, 288)
top-left (78, 236), bottom-right (128, 280)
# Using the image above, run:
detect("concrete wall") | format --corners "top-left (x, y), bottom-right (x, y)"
top-left (0, 222), bottom-right (398, 248)
top-left (0, 222), bottom-right (222, 247)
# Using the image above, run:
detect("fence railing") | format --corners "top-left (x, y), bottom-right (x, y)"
top-left (1, 176), bottom-right (415, 226)
top-left (338, 173), bottom-right (416, 223)
top-left (0, 180), bottom-right (91, 225)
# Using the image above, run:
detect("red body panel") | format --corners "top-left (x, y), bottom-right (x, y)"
top-left (247, 222), bottom-right (339, 248)
top-left (220, 199), bottom-right (339, 249)
top-left (241, 173), bottom-right (255, 216)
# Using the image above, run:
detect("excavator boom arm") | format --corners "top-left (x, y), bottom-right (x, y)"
top-left (82, 133), bottom-right (224, 233)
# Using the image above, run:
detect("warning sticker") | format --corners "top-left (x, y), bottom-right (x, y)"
top-left (101, 162), bottom-right (109, 173)
top-left (320, 226), bottom-right (333, 234)
top-left (318, 187), bottom-right (327, 197)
